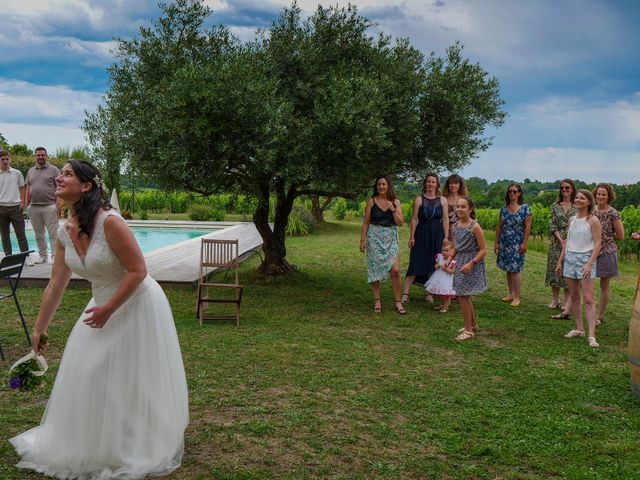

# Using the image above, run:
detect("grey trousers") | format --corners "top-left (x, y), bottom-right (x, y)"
top-left (27, 204), bottom-right (59, 257)
top-left (0, 204), bottom-right (29, 255)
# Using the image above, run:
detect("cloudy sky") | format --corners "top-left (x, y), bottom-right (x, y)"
top-left (0, 0), bottom-right (638, 183)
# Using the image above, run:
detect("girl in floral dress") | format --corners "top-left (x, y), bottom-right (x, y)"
top-left (452, 197), bottom-right (487, 341)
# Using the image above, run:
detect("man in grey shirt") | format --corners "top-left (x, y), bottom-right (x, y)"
top-left (0, 148), bottom-right (29, 255)
top-left (26, 147), bottom-right (61, 263)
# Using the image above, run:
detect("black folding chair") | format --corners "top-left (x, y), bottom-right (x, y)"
top-left (0, 251), bottom-right (32, 360)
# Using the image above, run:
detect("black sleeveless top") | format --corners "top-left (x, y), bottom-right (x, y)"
top-left (370, 201), bottom-right (397, 227)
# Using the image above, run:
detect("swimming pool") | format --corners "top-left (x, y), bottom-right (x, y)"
top-left (10, 225), bottom-right (218, 254)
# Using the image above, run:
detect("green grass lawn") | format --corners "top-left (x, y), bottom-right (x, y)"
top-left (1, 221), bottom-right (639, 479)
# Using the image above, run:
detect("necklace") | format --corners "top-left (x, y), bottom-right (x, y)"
top-left (423, 196), bottom-right (438, 220)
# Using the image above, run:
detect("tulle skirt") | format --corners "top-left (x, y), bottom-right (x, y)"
top-left (10, 277), bottom-right (189, 479)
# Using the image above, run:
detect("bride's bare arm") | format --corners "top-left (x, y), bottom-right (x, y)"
top-left (83, 215), bottom-right (147, 329)
top-left (32, 240), bottom-right (73, 352)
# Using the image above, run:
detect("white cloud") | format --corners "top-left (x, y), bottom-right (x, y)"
top-left (460, 147), bottom-right (640, 184)
top-left (0, 79), bottom-right (102, 123)
top-left (504, 93), bottom-right (640, 150)
top-left (1, 122), bottom-right (87, 150)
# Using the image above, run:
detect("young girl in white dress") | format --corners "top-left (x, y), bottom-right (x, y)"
top-left (10, 160), bottom-right (189, 479)
top-left (425, 240), bottom-right (456, 312)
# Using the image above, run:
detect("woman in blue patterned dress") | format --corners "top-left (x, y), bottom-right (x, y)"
top-left (494, 183), bottom-right (532, 307)
top-left (360, 176), bottom-right (405, 314)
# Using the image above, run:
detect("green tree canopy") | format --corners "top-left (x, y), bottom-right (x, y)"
top-left (85, 0), bottom-right (506, 274)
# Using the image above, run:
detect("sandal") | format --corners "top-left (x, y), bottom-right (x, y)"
top-left (401, 293), bottom-right (410, 304)
top-left (439, 308), bottom-right (448, 313)
top-left (548, 301), bottom-right (561, 309)
top-left (551, 312), bottom-right (570, 320)
top-left (455, 330), bottom-right (475, 341)
top-left (564, 329), bottom-right (584, 338)
top-left (458, 326), bottom-right (480, 333)
top-left (374, 298), bottom-right (382, 314)
top-left (501, 296), bottom-right (513, 302)
top-left (395, 301), bottom-right (407, 315)
top-left (425, 294), bottom-right (434, 304)
top-left (510, 300), bottom-right (521, 307)
top-left (588, 336), bottom-right (599, 347)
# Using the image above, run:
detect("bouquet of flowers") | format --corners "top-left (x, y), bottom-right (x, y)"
top-left (8, 334), bottom-right (48, 391)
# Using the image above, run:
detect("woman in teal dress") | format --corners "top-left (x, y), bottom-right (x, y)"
top-left (494, 183), bottom-right (532, 307)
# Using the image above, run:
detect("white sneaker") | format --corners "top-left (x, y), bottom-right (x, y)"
top-left (588, 336), bottom-right (599, 347)
top-left (34, 255), bottom-right (47, 264)
top-left (47, 254), bottom-right (54, 264)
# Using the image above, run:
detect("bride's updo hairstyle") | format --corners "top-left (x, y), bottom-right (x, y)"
top-left (67, 160), bottom-right (112, 238)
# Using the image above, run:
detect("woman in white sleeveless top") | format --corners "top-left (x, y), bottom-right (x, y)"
top-left (10, 160), bottom-right (189, 479)
top-left (555, 189), bottom-right (601, 347)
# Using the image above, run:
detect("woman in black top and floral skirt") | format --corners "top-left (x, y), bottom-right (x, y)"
top-left (360, 176), bottom-right (405, 314)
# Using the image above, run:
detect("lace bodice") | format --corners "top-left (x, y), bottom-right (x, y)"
top-left (58, 210), bottom-right (129, 304)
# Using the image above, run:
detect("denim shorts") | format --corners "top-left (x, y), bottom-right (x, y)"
top-left (563, 251), bottom-right (596, 279)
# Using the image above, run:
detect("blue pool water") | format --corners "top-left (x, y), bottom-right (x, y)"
top-left (10, 226), bottom-right (215, 254)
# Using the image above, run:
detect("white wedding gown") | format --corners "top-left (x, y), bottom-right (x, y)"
top-left (10, 210), bottom-right (189, 479)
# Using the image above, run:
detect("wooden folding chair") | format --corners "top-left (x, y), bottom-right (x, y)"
top-left (196, 239), bottom-right (243, 326)
top-left (0, 251), bottom-right (32, 360)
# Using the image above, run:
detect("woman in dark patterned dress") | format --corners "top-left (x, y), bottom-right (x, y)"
top-left (494, 183), bottom-right (532, 307)
top-left (401, 173), bottom-right (449, 304)
top-left (593, 183), bottom-right (624, 324)
top-left (547, 179), bottom-right (577, 320)
top-left (452, 196), bottom-right (487, 341)
top-left (443, 174), bottom-right (468, 239)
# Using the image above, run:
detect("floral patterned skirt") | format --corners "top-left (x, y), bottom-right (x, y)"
top-left (545, 238), bottom-right (568, 288)
top-left (366, 224), bottom-right (399, 283)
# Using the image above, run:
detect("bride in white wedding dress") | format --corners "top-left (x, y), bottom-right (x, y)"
top-left (10, 160), bottom-right (189, 479)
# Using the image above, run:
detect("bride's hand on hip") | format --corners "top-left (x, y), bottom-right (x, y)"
top-left (84, 305), bottom-right (113, 329)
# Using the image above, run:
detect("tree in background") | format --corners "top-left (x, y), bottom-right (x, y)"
top-left (9, 143), bottom-right (32, 156)
top-left (84, 0), bottom-right (506, 275)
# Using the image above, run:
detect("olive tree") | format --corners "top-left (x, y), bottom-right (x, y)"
top-left (85, 0), bottom-right (506, 275)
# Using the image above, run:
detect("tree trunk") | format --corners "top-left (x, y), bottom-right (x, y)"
top-left (310, 194), bottom-right (333, 223)
top-left (252, 179), bottom-right (296, 276)
top-left (310, 195), bottom-right (324, 223)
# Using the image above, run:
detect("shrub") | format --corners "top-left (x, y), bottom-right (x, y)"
top-left (210, 209), bottom-right (226, 221)
top-left (333, 198), bottom-right (348, 220)
top-left (357, 200), bottom-right (367, 218)
top-left (401, 202), bottom-right (412, 224)
top-left (286, 205), bottom-right (315, 236)
top-left (189, 204), bottom-right (214, 221)
top-left (475, 208), bottom-right (499, 230)
top-left (140, 210), bottom-right (149, 220)
top-left (236, 195), bottom-right (257, 221)
top-left (168, 192), bottom-right (191, 213)
top-left (286, 215), bottom-right (310, 236)
top-left (292, 205), bottom-right (314, 232)
top-left (529, 203), bottom-right (550, 240)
